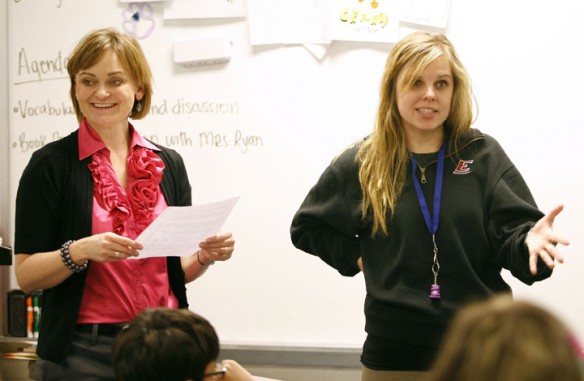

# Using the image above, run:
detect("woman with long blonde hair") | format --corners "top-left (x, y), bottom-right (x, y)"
top-left (291, 31), bottom-right (569, 381)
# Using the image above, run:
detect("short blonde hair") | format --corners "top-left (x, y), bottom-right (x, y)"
top-left (66, 28), bottom-right (153, 122)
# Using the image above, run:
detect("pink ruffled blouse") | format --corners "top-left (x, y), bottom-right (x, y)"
top-left (77, 119), bottom-right (178, 324)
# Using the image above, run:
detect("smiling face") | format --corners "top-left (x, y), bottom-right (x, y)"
top-left (74, 49), bottom-right (143, 132)
top-left (396, 56), bottom-right (453, 150)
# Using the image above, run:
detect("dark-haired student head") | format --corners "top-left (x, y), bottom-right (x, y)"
top-left (113, 308), bottom-right (254, 381)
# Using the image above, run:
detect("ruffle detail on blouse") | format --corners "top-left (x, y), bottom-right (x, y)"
top-left (89, 146), bottom-right (165, 236)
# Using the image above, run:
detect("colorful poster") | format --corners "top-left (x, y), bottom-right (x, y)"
top-left (328, 0), bottom-right (400, 43)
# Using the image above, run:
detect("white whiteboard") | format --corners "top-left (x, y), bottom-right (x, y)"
top-left (6, 0), bottom-right (584, 349)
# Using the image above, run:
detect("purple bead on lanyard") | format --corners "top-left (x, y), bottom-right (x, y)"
top-left (410, 140), bottom-right (446, 300)
top-left (429, 235), bottom-right (441, 299)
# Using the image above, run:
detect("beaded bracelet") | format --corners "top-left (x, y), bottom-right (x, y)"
top-left (59, 240), bottom-right (88, 273)
top-left (196, 251), bottom-right (215, 267)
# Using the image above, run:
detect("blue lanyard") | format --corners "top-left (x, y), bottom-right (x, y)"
top-left (410, 141), bottom-right (446, 235)
top-left (410, 139), bottom-right (446, 299)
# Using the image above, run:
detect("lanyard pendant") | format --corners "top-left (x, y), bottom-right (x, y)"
top-left (429, 284), bottom-right (441, 299)
top-left (429, 236), bottom-right (441, 299)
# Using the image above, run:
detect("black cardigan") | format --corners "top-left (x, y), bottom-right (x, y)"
top-left (15, 130), bottom-right (192, 364)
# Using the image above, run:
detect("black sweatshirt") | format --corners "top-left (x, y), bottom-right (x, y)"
top-left (291, 129), bottom-right (551, 369)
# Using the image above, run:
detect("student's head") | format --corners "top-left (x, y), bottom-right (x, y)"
top-left (356, 32), bottom-right (474, 236)
top-left (376, 31), bottom-right (473, 144)
top-left (427, 294), bottom-right (583, 381)
top-left (112, 308), bottom-right (221, 381)
top-left (66, 28), bottom-right (153, 122)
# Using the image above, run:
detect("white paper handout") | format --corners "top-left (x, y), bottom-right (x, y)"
top-left (133, 197), bottom-right (239, 259)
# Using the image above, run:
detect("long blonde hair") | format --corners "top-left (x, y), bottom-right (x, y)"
top-left (357, 32), bottom-right (473, 236)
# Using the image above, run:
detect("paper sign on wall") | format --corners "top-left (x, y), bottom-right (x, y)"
top-left (247, 0), bottom-right (329, 45)
top-left (328, 0), bottom-right (400, 43)
top-left (399, 0), bottom-right (451, 29)
top-left (164, 0), bottom-right (246, 19)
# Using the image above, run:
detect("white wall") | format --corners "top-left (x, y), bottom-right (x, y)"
top-left (5, 0), bottom-right (584, 351)
top-left (1, 0), bottom-right (9, 243)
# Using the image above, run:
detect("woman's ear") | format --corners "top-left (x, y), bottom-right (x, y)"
top-left (136, 87), bottom-right (144, 101)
